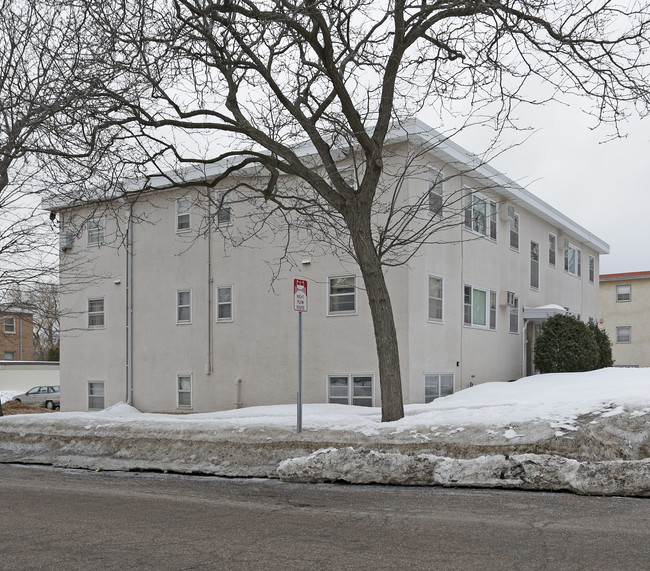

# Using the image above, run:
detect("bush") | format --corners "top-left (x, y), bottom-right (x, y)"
top-left (588, 321), bottom-right (614, 368)
top-left (533, 314), bottom-right (600, 374)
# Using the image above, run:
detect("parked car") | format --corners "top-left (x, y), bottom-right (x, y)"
top-left (13, 385), bottom-right (60, 409)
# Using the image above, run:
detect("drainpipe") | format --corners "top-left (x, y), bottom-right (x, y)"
top-left (19, 313), bottom-right (23, 360)
top-left (235, 377), bottom-right (242, 408)
top-left (125, 203), bottom-right (133, 405)
top-left (206, 193), bottom-right (213, 376)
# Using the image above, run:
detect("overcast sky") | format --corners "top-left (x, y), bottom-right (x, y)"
top-left (424, 103), bottom-right (649, 276)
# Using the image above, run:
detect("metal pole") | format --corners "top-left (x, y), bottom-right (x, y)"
top-left (297, 310), bottom-right (302, 433)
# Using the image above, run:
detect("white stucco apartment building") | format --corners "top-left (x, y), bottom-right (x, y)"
top-left (55, 120), bottom-right (608, 412)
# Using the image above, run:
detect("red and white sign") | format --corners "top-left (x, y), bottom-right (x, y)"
top-left (294, 279), bottom-right (308, 312)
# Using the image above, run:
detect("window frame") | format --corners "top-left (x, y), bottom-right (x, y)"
top-left (327, 275), bottom-right (357, 316)
top-left (530, 240), bottom-right (540, 290)
top-left (509, 296), bottom-right (520, 334)
top-left (216, 285), bottom-right (234, 322)
top-left (86, 215), bottom-right (105, 247)
top-left (588, 255), bottom-right (595, 284)
top-left (463, 189), bottom-right (497, 240)
top-left (616, 326), bottom-right (631, 344)
top-left (177, 373), bottom-right (193, 409)
top-left (548, 233), bottom-right (557, 267)
top-left (428, 167), bottom-right (443, 218)
top-left (424, 373), bottom-right (454, 403)
top-left (176, 289), bottom-right (192, 324)
top-left (175, 195), bottom-right (192, 233)
top-left (463, 284), bottom-right (497, 330)
top-left (427, 274), bottom-right (443, 323)
top-left (327, 373), bottom-right (374, 407)
top-left (215, 190), bottom-right (233, 227)
top-left (509, 211), bottom-right (519, 251)
top-left (87, 380), bottom-right (105, 411)
top-left (3, 316), bottom-right (15, 334)
top-left (616, 284), bottom-right (631, 303)
top-left (564, 242), bottom-right (582, 278)
top-left (4, 351), bottom-right (16, 360)
top-left (87, 297), bottom-right (105, 329)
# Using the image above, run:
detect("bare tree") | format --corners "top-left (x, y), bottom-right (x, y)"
top-left (61, 0), bottom-right (650, 421)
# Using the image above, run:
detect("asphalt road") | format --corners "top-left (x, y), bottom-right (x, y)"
top-left (1, 463), bottom-right (648, 570)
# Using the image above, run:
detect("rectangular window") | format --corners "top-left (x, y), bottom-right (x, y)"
top-left (216, 285), bottom-right (233, 322)
top-left (564, 242), bottom-right (582, 277)
top-left (616, 326), bottom-right (631, 344)
top-left (428, 275), bottom-right (443, 322)
top-left (616, 284), bottom-right (631, 302)
top-left (4, 351), bottom-right (15, 360)
top-left (87, 215), bottom-right (105, 246)
top-left (87, 298), bottom-right (105, 328)
top-left (177, 374), bottom-right (192, 408)
top-left (548, 233), bottom-right (556, 267)
top-left (424, 374), bottom-right (454, 403)
top-left (588, 255), bottom-right (595, 284)
top-left (328, 374), bottom-right (373, 407)
top-left (340, 166), bottom-right (358, 191)
top-left (463, 190), bottom-right (497, 239)
top-left (464, 285), bottom-right (496, 329)
top-left (88, 381), bottom-right (105, 410)
top-left (509, 296), bottom-right (519, 334)
top-left (3, 316), bottom-right (15, 334)
top-left (176, 195), bottom-right (192, 232)
top-left (428, 168), bottom-right (443, 217)
top-left (509, 211), bottom-right (519, 250)
top-left (215, 190), bottom-right (232, 226)
top-left (530, 241), bottom-right (540, 289)
top-left (177, 289), bottom-right (192, 324)
top-left (328, 275), bottom-right (356, 315)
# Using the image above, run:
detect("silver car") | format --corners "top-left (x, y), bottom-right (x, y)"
top-left (13, 385), bottom-right (60, 409)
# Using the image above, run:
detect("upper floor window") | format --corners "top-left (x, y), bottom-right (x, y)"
top-left (215, 190), bottom-right (232, 226)
top-left (509, 296), bottom-right (520, 334)
top-left (588, 255), bottom-right (595, 284)
top-left (177, 289), bottom-right (192, 324)
top-left (87, 298), bottom-right (105, 328)
top-left (216, 285), bottom-right (233, 322)
top-left (328, 276), bottom-right (356, 315)
top-left (428, 275), bottom-right (443, 322)
top-left (428, 168), bottom-right (443, 217)
top-left (616, 284), bottom-right (631, 302)
top-left (87, 215), bottom-right (105, 246)
top-left (464, 190), bottom-right (497, 240)
top-left (509, 209), bottom-right (519, 250)
top-left (564, 242), bottom-right (582, 277)
top-left (176, 195), bottom-right (192, 232)
top-left (463, 285), bottom-right (496, 329)
top-left (3, 316), bottom-right (15, 334)
top-left (548, 233), bottom-right (557, 267)
top-left (530, 241), bottom-right (540, 289)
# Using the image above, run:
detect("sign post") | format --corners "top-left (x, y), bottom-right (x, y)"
top-left (294, 279), bottom-right (307, 433)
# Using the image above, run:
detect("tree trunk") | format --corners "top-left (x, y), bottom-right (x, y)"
top-left (350, 223), bottom-right (405, 422)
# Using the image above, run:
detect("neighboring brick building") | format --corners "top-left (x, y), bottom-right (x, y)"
top-left (600, 272), bottom-right (650, 367)
top-left (0, 305), bottom-right (35, 361)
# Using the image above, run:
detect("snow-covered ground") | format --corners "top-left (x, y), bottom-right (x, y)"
top-left (1, 369), bottom-right (649, 495)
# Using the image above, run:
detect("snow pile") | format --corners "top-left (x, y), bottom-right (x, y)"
top-left (0, 391), bottom-right (21, 404)
top-left (1, 368), bottom-right (649, 496)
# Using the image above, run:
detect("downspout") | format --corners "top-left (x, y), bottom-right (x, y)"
top-left (206, 193), bottom-right (213, 376)
top-left (125, 203), bottom-right (133, 405)
top-left (19, 312), bottom-right (23, 360)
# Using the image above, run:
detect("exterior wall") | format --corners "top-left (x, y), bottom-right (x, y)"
top-left (0, 362), bottom-right (60, 392)
top-left (58, 138), bottom-right (605, 413)
top-left (0, 310), bottom-right (34, 361)
top-left (599, 274), bottom-right (650, 367)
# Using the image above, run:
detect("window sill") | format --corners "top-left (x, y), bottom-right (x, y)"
top-left (327, 311), bottom-right (358, 317)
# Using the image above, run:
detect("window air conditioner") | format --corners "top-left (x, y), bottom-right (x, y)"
top-left (59, 231), bottom-right (73, 251)
top-left (500, 290), bottom-right (517, 307)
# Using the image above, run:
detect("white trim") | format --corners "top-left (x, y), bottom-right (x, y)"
top-left (87, 297), bottom-right (105, 329)
top-left (616, 284), bottom-right (631, 303)
top-left (616, 326), bottom-right (632, 344)
top-left (87, 380), bottom-right (105, 411)
top-left (548, 232), bottom-right (557, 267)
top-left (176, 372), bottom-right (193, 409)
top-left (326, 373), bottom-right (374, 407)
top-left (176, 289), bottom-right (192, 324)
top-left (463, 187), bottom-right (497, 241)
top-left (530, 240), bottom-right (540, 290)
top-left (327, 275), bottom-right (358, 316)
top-left (216, 284), bottom-right (234, 322)
top-left (427, 274), bottom-right (444, 323)
top-left (86, 215), bottom-right (105, 247)
top-left (215, 190), bottom-right (233, 227)
top-left (175, 195), bottom-right (192, 233)
top-left (463, 284), bottom-right (497, 330)
top-left (424, 373), bottom-right (454, 403)
top-left (3, 316), bottom-right (16, 334)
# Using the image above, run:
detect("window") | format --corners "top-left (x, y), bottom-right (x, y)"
top-left (3, 316), bottom-right (15, 334)
top-left (616, 284), bottom-right (631, 302)
top-left (616, 326), bottom-right (631, 344)
top-left (428, 168), bottom-right (443, 217)
top-left (328, 374), bottom-right (373, 407)
top-left (509, 210), bottom-right (519, 250)
top-left (530, 241), bottom-right (540, 289)
top-left (87, 298), bottom-right (105, 328)
top-left (564, 242), bottom-right (582, 277)
top-left (509, 296), bottom-right (519, 334)
top-left (215, 190), bottom-right (232, 226)
top-left (216, 285), bottom-right (233, 322)
top-left (328, 275), bottom-right (356, 315)
top-left (428, 275), bottom-right (443, 322)
top-left (88, 381), bottom-right (105, 410)
top-left (87, 215), bottom-right (105, 246)
top-left (177, 289), bottom-right (192, 324)
top-left (588, 255), bottom-right (595, 284)
top-left (464, 190), bottom-right (497, 239)
top-left (177, 374), bottom-right (192, 408)
top-left (463, 285), bottom-right (496, 329)
top-left (548, 233), bottom-right (556, 267)
top-left (340, 166), bottom-right (358, 191)
top-left (176, 195), bottom-right (192, 232)
top-left (425, 374), bottom-right (454, 403)
top-left (4, 351), bottom-right (15, 360)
